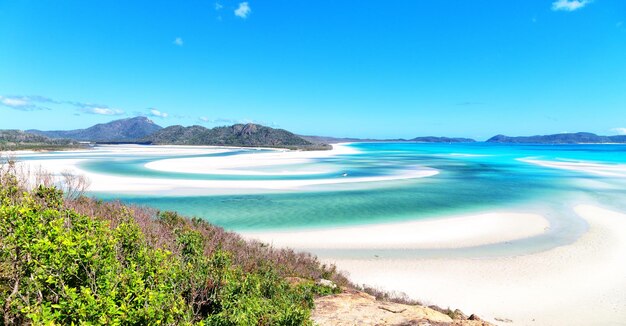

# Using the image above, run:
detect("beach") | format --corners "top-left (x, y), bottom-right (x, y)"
top-left (14, 144), bottom-right (438, 195)
top-left (265, 204), bottom-right (626, 325)
top-left (12, 143), bottom-right (626, 325)
top-left (242, 211), bottom-right (550, 250)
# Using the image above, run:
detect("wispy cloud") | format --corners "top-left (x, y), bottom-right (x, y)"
top-left (551, 0), bottom-right (592, 11)
top-left (173, 37), bottom-right (184, 46)
top-left (0, 95), bottom-right (53, 111)
top-left (215, 2), bottom-right (223, 10)
top-left (1, 93), bottom-right (133, 116)
top-left (65, 99), bottom-right (124, 115)
top-left (199, 117), bottom-right (239, 124)
top-left (1, 97), bottom-right (28, 107)
top-left (65, 100), bottom-right (109, 109)
top-left (148, 108), bottom-right (168, 118)
top-left (80, 107), bottom-right (125, 116)
top-left (611, 128), bottom-right (626, 135)
top-left (234, 2), bottom-right (251, 19)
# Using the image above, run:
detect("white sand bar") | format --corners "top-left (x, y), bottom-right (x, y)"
top-left (144, 143), bottom-right (359, 175)
top-left (520, 158), bottom-right (626, 177)
top-left (319, 205), bottom-right (626, 325)
top-left (14, 144), bottom-right (439, 195)
top-left (242, 212), bottom-right (549, 250)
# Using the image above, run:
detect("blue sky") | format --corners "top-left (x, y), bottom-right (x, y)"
top-left (1, 0), bottom-right (625, 140)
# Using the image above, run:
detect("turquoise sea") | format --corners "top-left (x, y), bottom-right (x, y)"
top-left (17, 142), bottom-right (626, 257)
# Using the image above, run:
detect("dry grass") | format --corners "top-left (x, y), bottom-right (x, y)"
top-left (65, 197), bottom-right (351, 287)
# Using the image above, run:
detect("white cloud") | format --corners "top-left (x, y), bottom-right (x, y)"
top-left (81, 107), bottom-right (125, 115)
top-left (234, 2), bottom-right (251, 19)
top-left (611, 128), bottom-right (626, 135)
top-left (551, 0), bottom-right (592, 11)
top-left (148, 109), bottom-right (168, 118)
top-left (0, 95), bottom-right (51, 111)
top-left (0, 94), bottom-right (132, 115)
top-left (1, 97), bottom-right (28, 107)
top-left (215, 2), bottom-right (223, 10)
top-left (173, 37), bottom-right (183, 46)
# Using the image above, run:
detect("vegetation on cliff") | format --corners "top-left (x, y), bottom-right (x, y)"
top-left (0, 158), bottom-right (491, 325)
top-left (0, 160), bottom-right (344, 325)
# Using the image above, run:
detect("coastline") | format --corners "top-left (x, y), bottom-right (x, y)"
top-left (520, 158), bottom-right (626, 177)
top-left (13, 143), bottom-right (439, 195)
top-left (241, 211), bottom-right (550, 250)
top-left (11, 143), bottom-right (626, 324)
top-left (307, 204), bottom-right (626, 325)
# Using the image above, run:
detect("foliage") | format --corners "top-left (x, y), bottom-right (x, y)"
top-left (143, 123), bottom-right (332, 150)
top-left (0, 171), bottom-right (344, 325)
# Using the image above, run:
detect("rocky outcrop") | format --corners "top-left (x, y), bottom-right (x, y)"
top-left (312, 288), bottom-right (493, 325)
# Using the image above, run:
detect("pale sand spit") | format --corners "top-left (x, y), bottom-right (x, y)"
top-left (242, 211), bottom-right (549, 250)
top-left (14, 144), bottom-right (438, 195)
top-left (144, 143), bottom-right (360, 175)
top-left (318, 205), bottom-right (626, 325)
top-left (520, 158), bottom-right (626, 178)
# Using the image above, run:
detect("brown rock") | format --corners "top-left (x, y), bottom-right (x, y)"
top-left (312, 289), bottom-right (453, 325)
top-left (453, 309), bottom-right (468, 320)
top-left (312, 289), bottom-right (496, 325)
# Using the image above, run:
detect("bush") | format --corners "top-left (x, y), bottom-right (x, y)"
top-left (0, 176), bottom-right (326, 325)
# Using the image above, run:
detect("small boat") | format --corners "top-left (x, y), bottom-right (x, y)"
top-left (342, 173), bottom-right (348, 177)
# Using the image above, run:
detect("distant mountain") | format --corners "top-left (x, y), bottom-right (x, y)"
top-left (300, 135), bottom-right (475, 144)
top-left (487, 132), bottom-right (626, 144)
top-left (28, 116), bottom-right (162, 142)
top-left (0, 130), bottom-right (81, 150)
top-left (145, 123), bottom-right (330, 150)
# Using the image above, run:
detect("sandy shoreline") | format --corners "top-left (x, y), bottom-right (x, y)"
top-left (10, 144), bottom-right (626, 324)
top-left (242, 211), bottom-right (550, 250)
top-left (13, 143), bottom-right (439, 195)
top-left (144, 142), bottom-right (360, 175)
top-left (520, 158), bottom-right (626, 178)
top-left (307, 204), bottom-right (626, 325)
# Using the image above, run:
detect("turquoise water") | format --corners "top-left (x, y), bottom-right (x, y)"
top-left (16, 143), bottom-right (626, 256)
top-left (78, 143), bottom-right (626, 229)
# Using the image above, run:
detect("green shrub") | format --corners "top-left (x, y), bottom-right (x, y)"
top-left (0, 178), bottom-right (316, 325)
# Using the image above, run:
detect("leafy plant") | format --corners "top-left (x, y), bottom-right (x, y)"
top-left (0, 171), bottom-right (338, 325)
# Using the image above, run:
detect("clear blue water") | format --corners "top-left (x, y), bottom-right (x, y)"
top-left (16, 143), bottom-right (626, 257)
top-left (78, 143), bottom-right (626, 227)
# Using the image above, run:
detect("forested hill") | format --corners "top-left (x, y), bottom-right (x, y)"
top-left (144, 123), bottom-right (331, 150)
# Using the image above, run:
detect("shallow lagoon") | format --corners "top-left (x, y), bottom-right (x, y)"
top-left (17, 142), bottom-right (626, 258)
